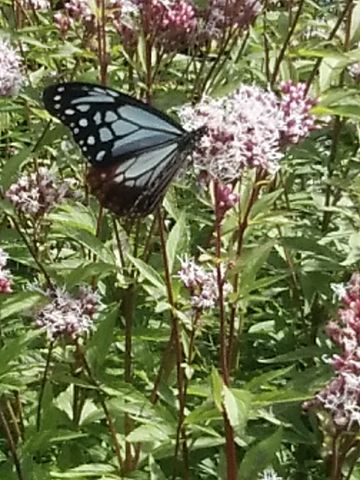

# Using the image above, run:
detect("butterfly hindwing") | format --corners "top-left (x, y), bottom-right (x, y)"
top-left (87, 142), bottom-right (186, 216)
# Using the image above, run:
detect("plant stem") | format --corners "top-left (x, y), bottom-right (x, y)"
top-left (80, 347), bottom-right (124, 473)
top-left (157, 209), bottom-right (189, 480)
top-left (97, 0), bottom-right (107, 85)
top-left (36, 341), bottom-right (54, 431)
top-left (0, 407), bottom-right (24, 480)
top-left (227, 171), bottom-right (265, 371)
top-left (271, 0), bottom-right (305, 86)
top-left (213, 182), bottom-right (237, 480)
top-left (9, 215), bottom-right (53, 289)
top-left (123, 283), bottom-right (135, 472)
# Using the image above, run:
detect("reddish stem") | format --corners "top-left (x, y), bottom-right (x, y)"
top-left (213, 182), bottom-right (237, 480)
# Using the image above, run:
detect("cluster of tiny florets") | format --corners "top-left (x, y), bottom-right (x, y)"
top-left (0, 249), bottom-right (12, 294)
top-left (258, 469), bottom-right (283, 480)
top-left (35, 287), bottom-right (101, 340)
top-left (148, 0), bottom-right (197, 50)
top-left (179, 82), bottom-right (317, 181)
top-left (348, 62), bottom-right (360, 82)
top-left (279, 81), bottom-right (317, 144)
top-left (215, 183), bottom-right (239, 218)
top-left (54, 0), bottom-right (104, 36)
top-left (204, 0), bottom-right (261, 38)
top-left (178, 257), bottom-right (232, 310)
top-left (5, 167), bottom-right (72, 216)
top-left (304, 273), bottom-right (360, 431)
top-left (0, 39), bottom-right (23, 97)
top-left (113, 0), bottom-right (197, 52)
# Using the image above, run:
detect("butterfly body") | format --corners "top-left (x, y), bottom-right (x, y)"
top-left (43, 82), bottom-right (204, 216)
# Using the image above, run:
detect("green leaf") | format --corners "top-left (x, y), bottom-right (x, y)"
top-left (238, 428), bottom-right (283, 480)
top-left (166, 212), bottom-right (186, 273)
top-left (49, 463), bottom-right (117, 478)
top-left (0, 292), bottom-right (43, 321)
top-left (223, 387), bottom-right (251, 434)
top-left (149, 456), bottom-right (167, 480)
top-left (127, 254), bottom-right (166, 294)
top-left (127, 424), bottom-right (171, 443)
top-left (211, 367), bottom-right (223, 412)
top-left (86, 307), bottom-right (117, 372)
top-left (0, 330), bottom-right (41, 376)
top-left (1, 146), bottom-right (32, 190)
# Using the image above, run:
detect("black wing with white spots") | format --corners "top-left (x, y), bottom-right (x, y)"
top-left (43, 82), bottom-right (185, 166)
top-left (42, 82), bottom-right (204, 216)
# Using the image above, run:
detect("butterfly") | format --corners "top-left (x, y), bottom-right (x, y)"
top-left (42, 82), bottom-right (205, 217)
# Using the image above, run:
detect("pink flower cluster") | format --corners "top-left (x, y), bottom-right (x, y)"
top-left (279, 81), bottom-right (317, 144)
top-left (54, 0), bottom-right (261, 51)
top-left (36, 286), bottom-right (101, 340)
top-left (178, 257), bottom-right (232, 310)
top-left (179, 82), bottom-right (317, 181)
top-left (148, 0), bottom-right (197, 50)
top-left (215, 183), bottom-right (239, 218)
top-left (6, 167), bottom-right (72, 217)
top-left (304, 273), bottom-right (360, 430)
top-left (204, 0), bottom-right (261, 38)
top-left (54, 0), bottom-right (119, 36)
top-left (0, 39), bottom-right (23, 97)
top-left (0, 249), bottom-right (12, 294)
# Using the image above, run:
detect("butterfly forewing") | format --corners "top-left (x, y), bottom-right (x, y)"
top-left (43, 83), bottom-right (185, 167)
top-left (43, 82), bottom-right (203, 216)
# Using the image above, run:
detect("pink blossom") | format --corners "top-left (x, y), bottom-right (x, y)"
top-left (215, 183), bottom-right (239, 218)
top-left (201, 0), bottom-right (261, 39)
top-left (0, 249), bottom-right (12, 294)
top-left (35, 287), bottom-right (101, 340)
top-left (6, 167), bottom-right (73, 216)
top-left (149, 0), bottom-right (197, 50)
top-left (178, 257), bottom-right (232, 310)
top-left (279, 81), bottom-right (317, 144)
top-left (114, 0), bottom-right (197, 52)
top-left (179, 86), bottom-right (285, 180)
top-left (304, 273), bottom-right (360, 431)
top-left (179, 83), bottom-right (318, 181)
top-left (0, 39), bottom-right (23, 97)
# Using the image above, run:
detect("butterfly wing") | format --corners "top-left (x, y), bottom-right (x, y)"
top-left (42, 82), bottom-right (185, 166)
top-left (87, 142), bottom-right (190, 216)
top-left (43, 82), bottom-right (199, 216)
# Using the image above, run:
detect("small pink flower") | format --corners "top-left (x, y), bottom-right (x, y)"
top-left (179, 83), bottom-right (318, 181)
top-left (6, 167), bottom-right (73, 216)
top-left (215, 183), bottom-right (239, 218)
top-left (35, 287), bottom-right (101, 341)
top-left (279, 81), bottom-right (317, 144)
top-left (201, 0), bottom-right (261, 39)
top-left (304, 273), bottom-right (360, 431)
top-left (178, 257), bottom-right (232, 310)
top-left (0, 249), bottom-right (12, 294)
top-left (0, 39), bottom-right (23, 97)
